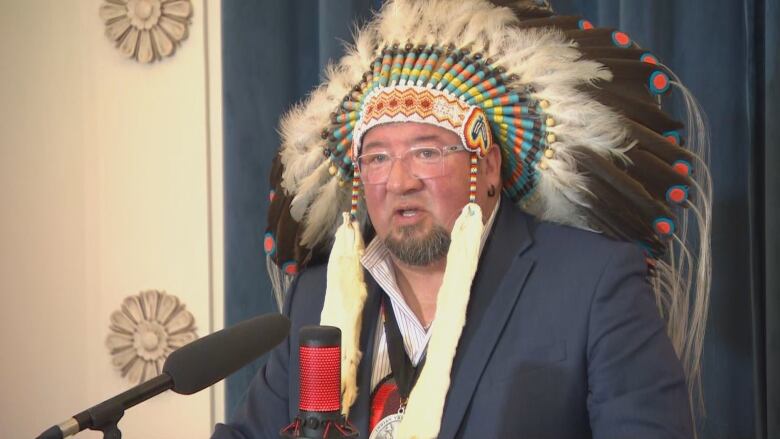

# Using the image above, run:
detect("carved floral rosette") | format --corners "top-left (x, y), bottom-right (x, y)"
top-left (99, 0), bottom-right (193, 64)
top-left (106, 289), bottom-right (198, 384)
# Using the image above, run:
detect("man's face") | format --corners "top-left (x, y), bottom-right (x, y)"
top-left (360, 122), bottom-right (499, 266)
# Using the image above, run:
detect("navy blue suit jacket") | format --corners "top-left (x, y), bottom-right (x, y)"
top-left (213, 200), bottom-right (692, 438)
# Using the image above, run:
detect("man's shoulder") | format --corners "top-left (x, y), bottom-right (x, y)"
top-left (504, 203), bottom-right (646, 267)
top-left (534, 218), bottom-right (633, 252)
top-left (283, 263), bottom-right (328, 317)
top-left (533, 219), bottom-right (647, 288)
top-left (294, 262), bottom-right (328, 286)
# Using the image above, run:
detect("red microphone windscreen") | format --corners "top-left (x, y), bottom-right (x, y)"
top-left (298, 326), bottom-right (341, 413)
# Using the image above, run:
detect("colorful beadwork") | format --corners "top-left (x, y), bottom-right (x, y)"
top-left (463, 108), bottom-right (493, 157)
top-left (353, 86), bottom-right (473, 154)
top-left (469, 152), bottom-right (479, 203)
top-left (320, 43), bottom-right (550, 205)
top-left (350, 167), bottom-right (361, 219)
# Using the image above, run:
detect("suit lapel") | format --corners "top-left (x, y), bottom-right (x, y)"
top-left (349, 274), bottom-right (381, 436)
top-left (437, 199), bottom-right (536, 438)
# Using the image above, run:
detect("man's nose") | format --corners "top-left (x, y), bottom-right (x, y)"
top-left (385, 157), bottom-right (423, 194)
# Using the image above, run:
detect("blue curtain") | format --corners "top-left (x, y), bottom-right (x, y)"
top-left (221, 0), bottom-right (379, 419)
top-left (549, 2), bottom-right (779, 437)
top-left (222, 1), bottom-right (779, 436)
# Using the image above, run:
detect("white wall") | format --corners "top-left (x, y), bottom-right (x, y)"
top-left (0, 1), bottom-right (224, 437)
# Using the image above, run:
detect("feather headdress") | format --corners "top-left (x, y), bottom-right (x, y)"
top-left (264, 0), bottom-right (712, 437)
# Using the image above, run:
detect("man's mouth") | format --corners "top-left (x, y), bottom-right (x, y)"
top-left (393, 206), bottom-right (425, 222)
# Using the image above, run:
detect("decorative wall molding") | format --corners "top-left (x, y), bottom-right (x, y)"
top-left (106, 289), bottom-right (198, 384)
top-left (99, 0), bottom-right (193, 64)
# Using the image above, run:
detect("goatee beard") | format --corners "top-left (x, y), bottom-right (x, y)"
top-left (383, 224), bottom-right (451, 266)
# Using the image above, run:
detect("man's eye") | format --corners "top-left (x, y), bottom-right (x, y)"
top-left (367, 154), bottom-right (389, 165)
top-left (414, 148), bottom-right (438, 160)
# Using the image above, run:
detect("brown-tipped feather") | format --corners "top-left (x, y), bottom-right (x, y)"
top-left (624, 149), bottom-right (694, 205)
top-left (579, 179), bottom-right (667, 255)
top-left (266, 154), bottom-right (290, 265)
top-left (515, 15), bottom-right (583, 30)
top-left (488, 0), bottom-right (554, 19)
top-left (592, 78), bottom-right (657, 106)
top-left (267, 191), bottom-right (299, 266)
top-left (582, 191), bottom-right (648, 240)
top-left (587, 59), bottom-right (672, 105)
top-left (626, 119), bottom-right (693, 162)
top-left (585, 86), bottom-right (684, 133)
top-left (598, 58), bottom-right (667, 81)
top-left (266, 154), bottom-right (321, 270)
top-left (570, 145), bottom-right (674, 223)
top-left (566, 28), bottom-right (637, 49)
top-left (575, 47), bottom-right (649, 61)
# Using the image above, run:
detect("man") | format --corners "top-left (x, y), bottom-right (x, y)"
top-left (215, 1), bottom-right (711, 437)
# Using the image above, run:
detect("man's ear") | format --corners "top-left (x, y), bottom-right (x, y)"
top-left (482, 143), bottom-right (502, 187)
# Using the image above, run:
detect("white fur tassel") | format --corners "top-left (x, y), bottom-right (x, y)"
top-left (320, 212), bottom-right (369, 417)
top-left (396, 203), bottom-right (484, 439)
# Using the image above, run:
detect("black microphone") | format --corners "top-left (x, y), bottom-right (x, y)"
top-left (37, 313), bottom-right (291, 439)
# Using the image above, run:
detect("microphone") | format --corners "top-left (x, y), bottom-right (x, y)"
top-left (37, 313), bottom-right (291, 439)
top-left (281, 325), bottom-right (358, 438)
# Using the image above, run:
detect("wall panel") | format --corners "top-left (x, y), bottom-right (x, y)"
top-left (0, 1), bottom-right (223, 437)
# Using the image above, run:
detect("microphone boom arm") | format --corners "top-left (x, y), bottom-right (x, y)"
top-left (35, 313), bottom-right (290, 439)
top-left (37, 374), bottom-right (173, 439)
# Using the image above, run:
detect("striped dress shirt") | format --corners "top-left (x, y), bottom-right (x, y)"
top-left (361, 198), bottom-right (501, 391)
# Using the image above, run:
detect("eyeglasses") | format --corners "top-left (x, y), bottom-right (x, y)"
top-left (357, 144), bottom-right (467, 185)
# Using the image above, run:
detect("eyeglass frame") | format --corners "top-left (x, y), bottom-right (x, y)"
top-left (356, 143), bottom-right (470, 185)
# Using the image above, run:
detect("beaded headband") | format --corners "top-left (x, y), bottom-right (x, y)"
top-left (348, 84), bottom-right (496, 207)
top-left (323, 41), bottom-right (547, 208)
top-left (351, 86), bottom-right (494, 160)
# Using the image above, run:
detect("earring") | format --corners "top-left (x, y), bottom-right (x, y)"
top-left (487, 184), bottom-right (497, 197)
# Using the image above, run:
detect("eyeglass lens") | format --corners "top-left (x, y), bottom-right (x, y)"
top-left (358, 146), bottom-right (461, 184)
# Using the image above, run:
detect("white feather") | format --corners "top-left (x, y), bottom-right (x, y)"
top-left (289, 161), bottom-right (331, 221)
top-left (300, 178), bottom-right (348, 248)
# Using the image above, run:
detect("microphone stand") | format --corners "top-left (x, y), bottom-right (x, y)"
top-left (37, 374), bottom-right (173, 439)
top-left (87, 375), bottom-right (173, 438)
top-left (38, 313), bottom-right (291, 439)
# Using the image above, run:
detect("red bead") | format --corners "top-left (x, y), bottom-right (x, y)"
top-left (673, 161), bottom-right (691, 176)
top-left (264, 234), bottom-right (275, 254)
top-left (669, 188), bottom-right (686, 203)
top-left (612, 31), bottom-right (631, 48)
top-left (283, 262), bottom-right (298, 275)
top-left (641, 53), bottom-right (659, 65)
